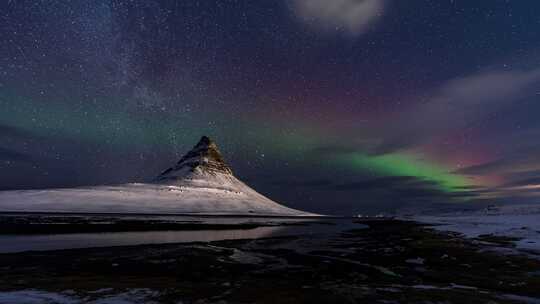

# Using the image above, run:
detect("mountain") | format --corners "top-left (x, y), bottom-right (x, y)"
top-left (0, 136), bottom-right (314, 216)
top-left (157, 136), bottom-right (234, 179)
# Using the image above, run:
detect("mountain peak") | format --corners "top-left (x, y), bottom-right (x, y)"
top-left (157, 136), bottom-right (233, 181)
top-left (197, 135), bottom-right (212, 146)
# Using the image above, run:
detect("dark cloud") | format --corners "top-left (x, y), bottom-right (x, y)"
top-left (271, 179), bottom-right (334, 188)
top-left (452, 185), bottom-right (485, 191)
top-left (504, 176), bottom-right (540, 187)
top-left (0, 124), bottom-right (39, 140)
top-left (0, 147), bottom-right (32, 163)
top-left (454, 159), bottom-right (509, 175)
top-left (311, 145), bottom-right (360, 156)
top-left (332, 176), bottom-right (422, 191)
top-left (332, 176), bottom-right (477, 202)
top-left (368, 140), bottom-right (414, 156)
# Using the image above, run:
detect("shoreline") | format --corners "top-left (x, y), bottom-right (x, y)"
top-left (1, 219), bottom-right (539, 303)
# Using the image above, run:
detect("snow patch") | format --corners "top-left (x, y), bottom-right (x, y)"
top-left (410, 204), bottom-right (540, 253)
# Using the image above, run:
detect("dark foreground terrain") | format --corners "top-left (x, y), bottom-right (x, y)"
top-left (1, 219), bottom-right (539, 303)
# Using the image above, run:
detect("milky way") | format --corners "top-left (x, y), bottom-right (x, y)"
top-left (2, 1), bottom-right (540, 214)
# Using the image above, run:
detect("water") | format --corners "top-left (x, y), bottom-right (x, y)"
top-left (0, 215), bottom-right (361, 253)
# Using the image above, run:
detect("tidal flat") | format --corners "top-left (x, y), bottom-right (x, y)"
top-left (0, 219), bottom-right (539, 303)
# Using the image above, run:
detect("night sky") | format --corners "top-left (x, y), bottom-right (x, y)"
top-left (2, 1), bottom-right (540, 215)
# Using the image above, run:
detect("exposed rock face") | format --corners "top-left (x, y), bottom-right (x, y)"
top-left (157, 136), bottom-right (233, 181)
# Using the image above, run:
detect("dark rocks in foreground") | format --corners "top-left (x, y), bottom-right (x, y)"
top-left (0, 220), bottom-right (539, 303)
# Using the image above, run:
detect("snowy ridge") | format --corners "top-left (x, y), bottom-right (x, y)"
top-left (0, 136), bottom-right (316, 216)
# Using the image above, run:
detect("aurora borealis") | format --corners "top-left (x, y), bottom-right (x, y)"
top-left (2, 1), bottom-right (540, 214)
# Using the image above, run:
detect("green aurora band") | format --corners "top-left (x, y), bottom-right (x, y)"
top-left (336, 153), bottom-right (469, 191)
top-left (1, 92), bottom-right (470, 193)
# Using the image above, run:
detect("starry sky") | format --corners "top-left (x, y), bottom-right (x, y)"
top-left (2, 0), bottom-right (540, 215)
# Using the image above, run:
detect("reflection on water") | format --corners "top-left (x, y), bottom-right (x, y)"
top-left (0, 216), bottom-right (361, 253)
top-left (0, 227), bottom-right (285, 253)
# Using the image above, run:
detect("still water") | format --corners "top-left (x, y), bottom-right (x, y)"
top-left (0, 215), bottom-right (362, 253)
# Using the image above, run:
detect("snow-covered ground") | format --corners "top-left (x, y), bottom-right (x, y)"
top-left (0, 182), bottom-right (313, 216)
top-left (410, 204), bottom-right (540, 252)
top-left (0, 172), bottom-right (315, 216)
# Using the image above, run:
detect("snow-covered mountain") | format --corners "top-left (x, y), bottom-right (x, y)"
top-left (0, 136), bottom-right (315, 216)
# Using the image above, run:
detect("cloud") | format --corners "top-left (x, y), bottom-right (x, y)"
top-left (505, 176), bottom-right (540, 188)
top-left (456, 142), bottom-right (540, 176)
top-left (305, 66), bottom-right (540, 206)
top-left (438, 69), bottom-right (540, 106)
top-left (455, 159), bottom-right (511, 176)
top-left (291, 0), bottom-right (385, 36)
top-left (372, 67), bottom-right (540, 155)
top-left (420, 69), bottom-right (540, 129)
